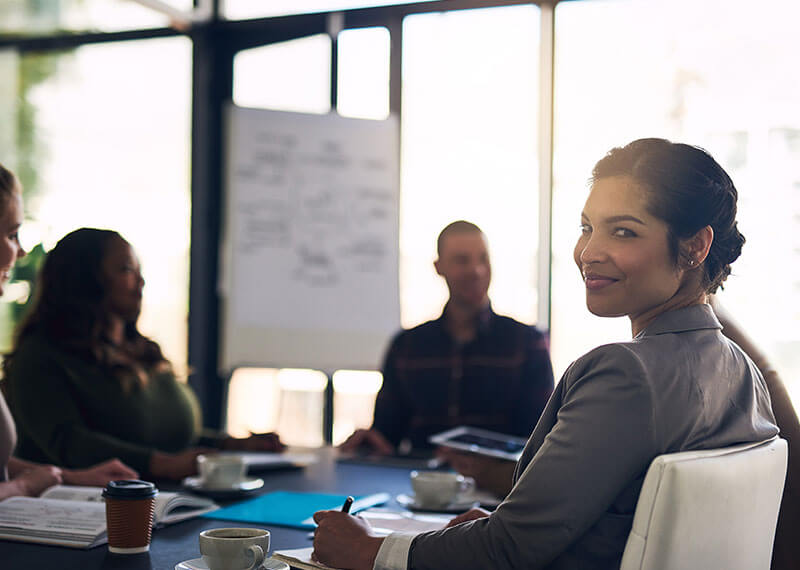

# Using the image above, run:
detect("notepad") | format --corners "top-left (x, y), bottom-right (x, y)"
top-left (271, 511), bottom-right (447, 570)
top-left (202, 491), bottom-right (390, 529)
top-left (272, 547), bottom-right (340, 570)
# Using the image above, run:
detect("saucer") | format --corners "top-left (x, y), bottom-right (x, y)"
top-left (182, 476), bottom-right (264, 499)
top-left (396, 493), bottom-right (479, 513)
top-left (175, 557), bottom-right (289, 570)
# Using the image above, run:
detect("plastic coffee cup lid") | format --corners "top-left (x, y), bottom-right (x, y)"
top-left (102, 480), bottom-right (159, 499)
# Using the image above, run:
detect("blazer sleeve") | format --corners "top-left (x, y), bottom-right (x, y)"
top-left (407, 344), bottom-right (658, 569)
top-left (6, 347), bottom-right (155, 473)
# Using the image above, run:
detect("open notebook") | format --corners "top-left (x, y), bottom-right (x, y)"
top-left (0, 485), bottom-right (218, 549)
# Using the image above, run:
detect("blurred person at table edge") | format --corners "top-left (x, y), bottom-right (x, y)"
top-left (3, 224), bottom-right (284, 482)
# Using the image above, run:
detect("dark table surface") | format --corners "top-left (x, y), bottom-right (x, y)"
top-left (0, 447), bottom-right (432, 570)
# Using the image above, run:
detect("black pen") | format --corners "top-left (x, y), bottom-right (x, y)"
top-left (341, 496), bottom-right (354, 514)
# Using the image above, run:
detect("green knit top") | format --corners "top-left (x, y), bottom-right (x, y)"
top-left (3, 332), bottom-right (202, 473)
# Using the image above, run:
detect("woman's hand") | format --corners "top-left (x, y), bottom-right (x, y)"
top-left (148, 448), bottom-right (212, 480)
top-left (436, 447), bottom-right (516, 497)
top-left (62, 459), bottom-right (139, 486)
top-left (338, 428), bottom-right (395, 455)
top-left (445, 507), bottom-right (491, 528)
top-left (222, 432), bottom-right (286, 452)
top-left (312, 510), bottom-right (384, 570)
top-left (12, 465), bottom-right (63, 497)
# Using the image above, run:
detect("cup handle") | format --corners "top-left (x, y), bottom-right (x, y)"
top-left (246, 544), bottom-right (265, 570)
top-left (460, 476), bottom-right (476, 496)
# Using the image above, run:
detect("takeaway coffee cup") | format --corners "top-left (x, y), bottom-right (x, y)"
top-left (197, 454), bottom-right (248, 488)
top-left (410, 470), bottom-right (475, 509)
top-left (199, 527), bottom-right (270, 570)
top-left (102, 479), bottom-right (158, 554)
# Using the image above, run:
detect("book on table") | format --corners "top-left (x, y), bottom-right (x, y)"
top-left (0, 484), bottom-right (219, 549)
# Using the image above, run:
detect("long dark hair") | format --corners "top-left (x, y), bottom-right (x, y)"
top-left (592, 138), bottom-right (745, 294)
top-left (5, 228), bottom-right (169, 391)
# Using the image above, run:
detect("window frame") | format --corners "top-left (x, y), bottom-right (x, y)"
top-left (0, 0), bottom-right (560, 440)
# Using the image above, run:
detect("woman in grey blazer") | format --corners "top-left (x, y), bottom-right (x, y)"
top-left (312, 138), bottom-right (779, 570)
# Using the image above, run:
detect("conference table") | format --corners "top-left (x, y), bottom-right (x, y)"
top-left (1, 447), bottom-right (439, 570)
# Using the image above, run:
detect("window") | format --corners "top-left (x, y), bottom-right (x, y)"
top-left (233, 35), bottom-right (331, 114)
top-left (401, 5), bottom-right (541, 327)
top-left (337, 27), bottom-right (390, 120)
top-left (0, 38), bottom-right (192, 374)
top-left (0, 0), bottom-right (177, 34)
top-left (224, 1), bottom-right (429, 21)
top-left (551, 0), bottom-right (800, 406)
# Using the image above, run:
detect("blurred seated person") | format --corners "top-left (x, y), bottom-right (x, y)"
top-left (3, 228), bottom-right (283, 481)
top-left (341, 221), bottom-right (554, 461)
top-left (0, 163), bottom-right (138, 498)
top-left (710, 295), bottom-right (800, 570)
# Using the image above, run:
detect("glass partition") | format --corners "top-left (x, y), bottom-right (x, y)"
top-left (337, 26), bottom-right (390, 120)
top-left (551, 0), bottom-right (800, 407)
top-left (0, 0), bottom-right (180, 35)
top-left (233, 35), bottom-right (331, 114)
top-left (0, 37), bottom-right (192, 375)
top-left (400, 4), bottom-right (541, 328)
top-left (224, 1), bottom-right (429, 21)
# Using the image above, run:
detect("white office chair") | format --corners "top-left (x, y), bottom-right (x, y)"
top-left (620, 437), bottom-right (787, 570)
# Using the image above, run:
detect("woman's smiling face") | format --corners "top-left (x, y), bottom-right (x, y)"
top-left (574, 175), bottom-right (686, 329)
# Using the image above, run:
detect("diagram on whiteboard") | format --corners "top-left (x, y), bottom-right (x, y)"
top-left (223, 106), bottom-right (400, 352)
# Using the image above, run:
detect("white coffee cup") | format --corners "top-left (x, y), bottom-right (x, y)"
top-left (410, 470), bottom-right (475, 508)
top-left (199, 527), bottom-right (269, 570)
top-left (197, 454), bottom-right (247, 488)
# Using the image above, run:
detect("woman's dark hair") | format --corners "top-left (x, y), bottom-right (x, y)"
top-left (4, 228), bottom-right (169, 391)
top-left (0, 162), bottom-right (21, 212)
top-left (592, 137), bottom-right (745, 294)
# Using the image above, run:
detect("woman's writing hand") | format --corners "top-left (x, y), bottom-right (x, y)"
top-left (312, 510), bottom-right (384, 570)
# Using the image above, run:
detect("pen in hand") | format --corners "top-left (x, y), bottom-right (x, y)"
top-left (308, 496), bottom-right (356, 540)
top-left (341, 496), bottom-right (354, 514)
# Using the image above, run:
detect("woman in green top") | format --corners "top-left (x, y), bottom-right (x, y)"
top-left (4, 227), bottom-right (283, 480)
top-left (0, 163), bottom-right (139, 499)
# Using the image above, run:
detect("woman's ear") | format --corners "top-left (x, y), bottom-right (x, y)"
top-left (683, 225), bottom-right (714, 268)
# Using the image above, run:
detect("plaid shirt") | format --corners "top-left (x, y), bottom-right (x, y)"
top-left (372, 304), bottom-right (554, 451)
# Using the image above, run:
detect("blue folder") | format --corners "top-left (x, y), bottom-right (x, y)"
top-left (202, 490), bottom-right (390, 529)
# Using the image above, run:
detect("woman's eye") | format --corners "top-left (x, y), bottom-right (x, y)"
top-left (613, 227), bottom-right (636, 238)
top-left (579, 224), bottom-right (591, 235)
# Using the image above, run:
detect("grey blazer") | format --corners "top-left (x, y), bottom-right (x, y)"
top-left (406, 304), bottom-right (778, 569)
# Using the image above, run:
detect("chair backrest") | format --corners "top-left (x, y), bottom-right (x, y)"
top-left (620, 437), bottom-right (788, 570)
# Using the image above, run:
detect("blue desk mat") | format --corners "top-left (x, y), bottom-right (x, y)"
top-left (202, 490), bottom-right (389, 529)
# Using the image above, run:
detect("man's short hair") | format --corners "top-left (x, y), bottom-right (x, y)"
top-left (436, 220), bottom-right (484, 256)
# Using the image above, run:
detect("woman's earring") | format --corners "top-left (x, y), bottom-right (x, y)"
top-left (687, 258), bottom-right (696, 267)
